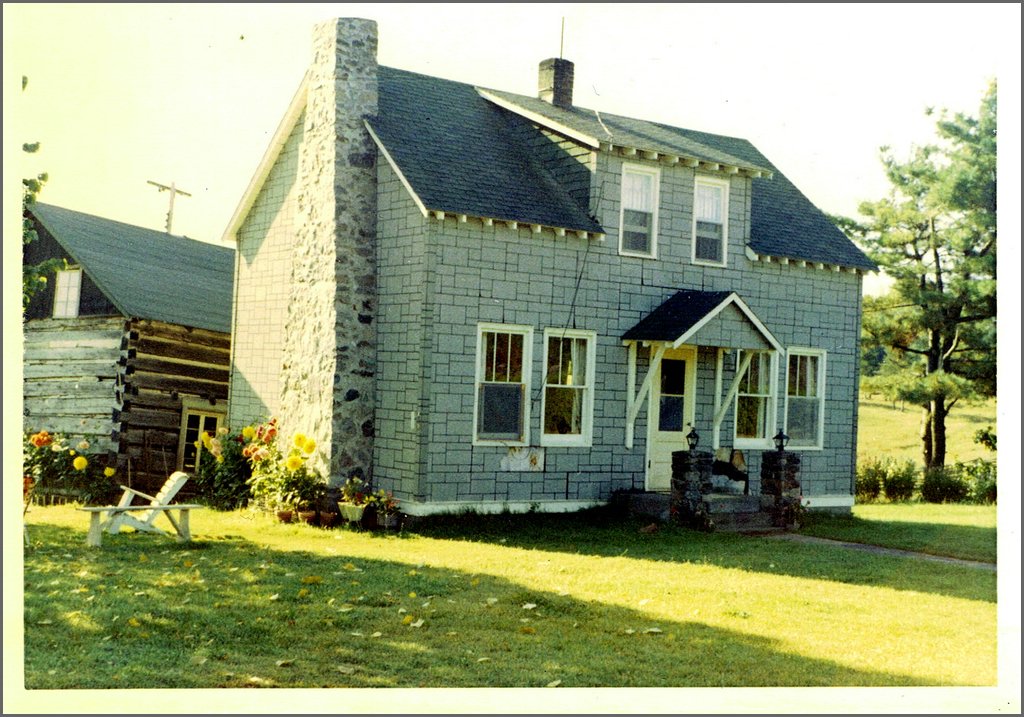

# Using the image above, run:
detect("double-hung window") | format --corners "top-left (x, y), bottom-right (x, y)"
top-left (734, 350), bottom-right (775, 446)
top-left (474, 324), bottom-right (532, 444)
top-left (693, 176), bottom-right (729, 266)
top-left (178, 405), bottom-right (225, 473)
top-left (619, 164), bottom-right (659, 258)
top-left (785, 349), bottom-right (826, 449)
top-left (541, 329), bottom-right (596, 447)
top-left (52, 267), bottom-right (82, 318)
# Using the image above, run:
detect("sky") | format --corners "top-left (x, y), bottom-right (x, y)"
top-left (3, 5), bottom-right (1021, 712)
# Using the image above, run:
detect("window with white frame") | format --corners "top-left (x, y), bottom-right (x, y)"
top-left (785, 349), bottom-right (826, 449)
top-left (541, 329), bottom-right (596, 446)
top-left (474, 324), bottom-right (532, 444)
top-left (619, 164), bottom-right (659, 257)
top-left (693, 177), bottom-right (729, 265)
top-left (178, 404), bottom-right (226, 473)
top-left (735, 350), bottom-right (775, 445)
top-left (52, 267), bottom-right (82, 318)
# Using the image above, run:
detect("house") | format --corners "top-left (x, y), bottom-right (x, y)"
top-left (224, 18), bottom-right (876, 516)
top-left (23, 203), bottom-right (234, 495)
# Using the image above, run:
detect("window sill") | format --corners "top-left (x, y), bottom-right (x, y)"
top-left (619, 250), bottom-right (657, 260)
top-left (539, 436), bottom-right (593, 449)
top-left (692, 258), bottom-right (727, 268)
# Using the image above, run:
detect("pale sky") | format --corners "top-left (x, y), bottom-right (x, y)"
top-left (3, 5), bottom-right (1021, 711)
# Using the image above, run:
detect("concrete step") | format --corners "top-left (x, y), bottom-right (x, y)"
top-left (620, 491), bottom-right (782, 533)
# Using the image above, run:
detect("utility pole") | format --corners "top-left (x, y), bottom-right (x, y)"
top-left (147, 180), bottom-right (191, 233)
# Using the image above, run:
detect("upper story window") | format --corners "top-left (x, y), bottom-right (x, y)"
top-left (541, 329), bottom-right (596, 447)
top-left (785, 349), bottom-right (826, 449)
top-left (52, 267), bottom-right (82, 318)
top-left (619, 164), bottom-right (659, 258)
top-left (693, 177), bottom-right (729, 266)
top-left (474, 323), bottom-right (533, 445)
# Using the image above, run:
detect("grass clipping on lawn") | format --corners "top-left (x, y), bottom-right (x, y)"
top-left (21, 504), bottom-right (996, 689)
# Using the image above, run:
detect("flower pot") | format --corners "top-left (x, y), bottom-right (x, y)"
top-left (299, 510), bottom-right (317, 525)
top-left (276, 509), bottom-right (294, 524)
top-left (319, 511), bottom-right (338, 528)
top-left (338, 503), bottom-right (365, 523)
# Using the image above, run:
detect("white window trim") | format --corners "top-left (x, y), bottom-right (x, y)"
top-left (691, 175), bottom-right (730, 267)
top-left (784, 347), bottom-right (827, 451)
top-left (52, 266), bottom-right (82, 318)
top-left (177, 397), bottom-right (227, 472)
top-left (733, 349), bottom-right (777, 450)
top-left (540, 328), bottom-right (597, 448)
top-left (473, 323), bottom-right (533, 447)
top-left (618, 163), bottom-right (660, 259)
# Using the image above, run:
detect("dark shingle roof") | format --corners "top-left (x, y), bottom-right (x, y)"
top-left (370, 67), bottom-right (603, 234)
top-left (382, 75), bottom-right (874, 271)
top-left (622, 290), bottom-right (734, 342)
top-left (30, 203), bottom-right (235, 333)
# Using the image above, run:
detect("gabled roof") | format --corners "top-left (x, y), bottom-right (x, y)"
top-left (30, 203), bottom-right (234, 333)
top-left (622, 289), bottom-right (783, 353)
top-left (368, 67), bottom-right (604, 235)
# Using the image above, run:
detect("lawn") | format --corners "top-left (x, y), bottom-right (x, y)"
top-left (19, 503), bottom-right (997, 695)
top-left (858, 394), bottom-right (997, 467)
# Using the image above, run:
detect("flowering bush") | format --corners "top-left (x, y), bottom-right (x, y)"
top-left (238, 418), bottom-right (325, 513)
top-left (339, 475), bottom-right (369, 506)
top-left (22, 430), bottom-right (118, 505)
top-left (369, 488), bottom-right (400, 516)
top-left (194, 427), bottom-right (252, 510)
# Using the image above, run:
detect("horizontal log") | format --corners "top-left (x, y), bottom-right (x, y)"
top-left (128, 356), bottom-right (230, 384)
top-left (119, 406), bottom-right (183, 432)
top-left (127, 374), bottom-right (228, 400)
top-left (23, 360), bottom-right (119, 380)
top-left (123, 390), bottom-right (182, 413)
top-left (24, 396), bottom-right (113, 416)
top-left (131, 319), bottom-right (231, 350)
top-left (132, 337), bottom-right (230, 365)
top-left (22, 377), bottom-right (117, 399)
top-left (23, 414), bottom-right (115, 439)
top-left (121, 428), bottom-right (180, 448)
top-left (23, 345), bottom-right (119, 362)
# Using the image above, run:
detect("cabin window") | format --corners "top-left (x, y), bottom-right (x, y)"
top-left (734, 350), bottom-right (775, 447)
top-left (178, 405), bottom-right (225, 473)
top-left (693, 177), bottom-right (729, 266)
top-left (474, 324), bottom-right (532, 445)
top-left (619, 164), bottom-right (659, 258)
top-left (52, 267), bottom-right (82, 318)
top-left (541, 329), bottom-right (596, 447)
top-left (785, 349), bottom-right (826, 449)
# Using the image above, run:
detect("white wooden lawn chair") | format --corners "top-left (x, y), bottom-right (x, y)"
top-left (78, 471), bottom-right (204, 547)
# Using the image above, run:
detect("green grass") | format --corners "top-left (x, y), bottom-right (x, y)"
top-left (800, 503), bottom-right (997, 563)
top-left (858, 394), bottom-right (997, 468)
top-left (21, 504), bottom-right (996, 690)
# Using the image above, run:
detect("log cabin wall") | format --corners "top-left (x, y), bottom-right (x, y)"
top-left (114, 319), bottom-right (231, 495)
top-left (23, 316), bottom-right (125, 455)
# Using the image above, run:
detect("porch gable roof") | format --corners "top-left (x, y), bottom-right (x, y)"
top-left (622, 289), bottom-right (782, 353)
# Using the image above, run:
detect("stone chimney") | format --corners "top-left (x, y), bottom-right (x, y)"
top-left (538, 58), bottom-right (574, 109)
top-left (279, 17), bottom-right (379, 484)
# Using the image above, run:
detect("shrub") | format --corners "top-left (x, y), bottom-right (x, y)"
top-left (855, 457), bottom-right (886, 502)
top-left (920, 467), bottom-right (970, 503)
top-left (958, 459), bottom-right (997, 504)
top-left (241, 418), bottom-right (325, 513)
top-left (882, 460), bottom-right (918, 502)
top-left (23, 430), bottom-right (119, 505)
top-left (194, 428), bottom-right (252, 510)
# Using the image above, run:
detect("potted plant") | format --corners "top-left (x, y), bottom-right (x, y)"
top-left (371, 488), bottom-right (401, 529)
top-left (338, 475), bottom-right (369, 524)
top-left (242, 419), bottom-right (326, 523)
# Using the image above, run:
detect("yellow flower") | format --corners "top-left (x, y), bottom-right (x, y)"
top-left (285, 455), bottom-right (304, 472)
top-left (69, 449), bottom-right (76, 456)
top-left (242, 425), bottom-right (256, 440)
top-left (73, 456), bottom-right (88, 471)
top-left (104, 467), bottom-right (116, 478)
top-left (302, 437), bottom-right (317, 455)
top-left (292, 432), bottom-right (308, 449)
top-left (201, 432), bottom-right (213, 449)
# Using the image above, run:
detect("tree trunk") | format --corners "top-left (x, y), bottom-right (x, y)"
top-left (920, 405), bottom-right (934, 469)
top-left (930, 396), bottom-right (948, 468)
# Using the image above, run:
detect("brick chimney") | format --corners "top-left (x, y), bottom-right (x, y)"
top-left (538, 58), bottom-right (574, 109)
top-left (279, 17), bottom-right (379, 484)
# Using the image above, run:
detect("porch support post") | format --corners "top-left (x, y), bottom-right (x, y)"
top-left (626, 342), bottom-right (637, 449)
top-left (713, 349), bottom-right (724, 449)
top-left (625, 342), bottom-right (667, 449)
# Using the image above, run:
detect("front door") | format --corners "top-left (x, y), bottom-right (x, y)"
top-left (646, 347), bottom-right (697, 491)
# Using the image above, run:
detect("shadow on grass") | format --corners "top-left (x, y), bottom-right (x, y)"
top-left (409, 507), bottom-right (997, 604)
top-left (22, 521), bottom-right (955, 690)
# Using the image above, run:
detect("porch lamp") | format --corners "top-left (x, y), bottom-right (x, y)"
top-left (686, 426), bottom-right (700, 452)
top-left (773, 429), bottom-right (790, 453)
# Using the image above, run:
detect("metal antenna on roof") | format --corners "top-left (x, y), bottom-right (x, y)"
top-left (147, 180), bottom-right (191, 233)
top-left (559, 17), bottom-right (565, 58)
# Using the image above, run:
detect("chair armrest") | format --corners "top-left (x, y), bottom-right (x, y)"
top-left (119, 485), bottom-right (159, 502)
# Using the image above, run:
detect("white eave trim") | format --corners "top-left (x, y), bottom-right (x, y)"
top-left (365, 120), bottom-right (429, 218)
top-left (668, 292), bottom-right (784, 354)
top-left (428, 209), bottom-right (604, 242)
top-left (476, 88), bottom-right (601, 149)
top-left (745, 246), bottom-right (867, 275)
top-left (602, 143), bottom-right (771, 179)
top-left (220, 74), bottom-right (309, 243)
